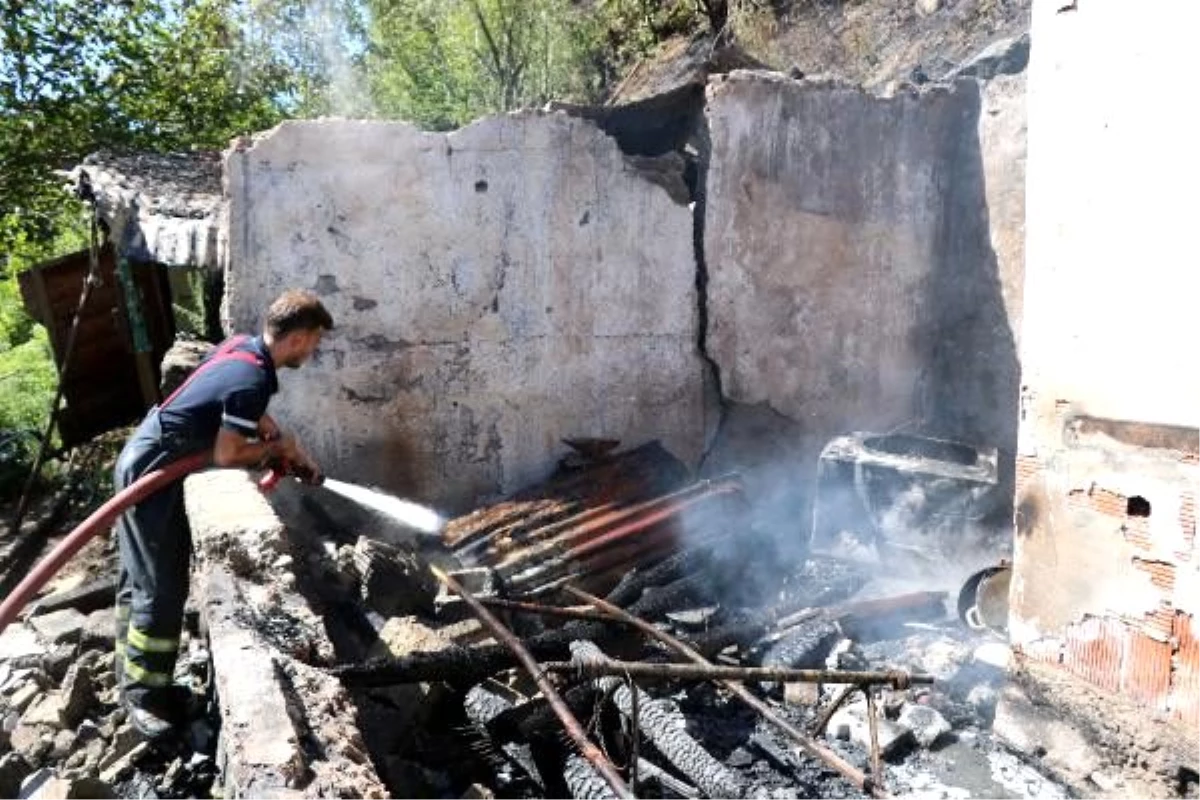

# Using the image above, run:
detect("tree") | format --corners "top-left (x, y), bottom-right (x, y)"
top-left (365, 0), bottom-right (613, 130)
top-left (0, 0), bottom-right (297, 253)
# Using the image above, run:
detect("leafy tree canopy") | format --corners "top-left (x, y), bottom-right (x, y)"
top-left (0, 0), bottom-right (297, 252)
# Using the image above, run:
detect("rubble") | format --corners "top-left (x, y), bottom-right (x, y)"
top-left (2, 443), bottom-right (1154, 799)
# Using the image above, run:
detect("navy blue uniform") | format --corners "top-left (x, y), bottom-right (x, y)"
top-left (113, 335), bottom-right (276, 705)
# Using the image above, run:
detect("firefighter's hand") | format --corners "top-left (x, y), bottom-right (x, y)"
top-left (258, 414), bottom-right (281, 443)
top-left (286, 438), bottom-right (323, 485)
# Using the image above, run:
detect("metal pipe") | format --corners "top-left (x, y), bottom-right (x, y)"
top-left (432, 566), bottom-right (633, 799)
top-left (544, 659), bottom-right (929, 689)
top-left (565, 585), bottom-right (892, 799)
top-left (0, 451), bottom-right (210, 635)
top-left (478, 596), bottom-right (627, 625)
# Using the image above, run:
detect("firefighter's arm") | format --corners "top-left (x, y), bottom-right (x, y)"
top-left (213, 426), bottom-right (291, 469)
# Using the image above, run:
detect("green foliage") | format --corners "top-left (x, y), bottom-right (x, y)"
top-left (0, 203), bottom-right (89, 496)
top-left (364, 0), bottom-right (604, 129)
top-left (0, 0), bottom-right (297, 251)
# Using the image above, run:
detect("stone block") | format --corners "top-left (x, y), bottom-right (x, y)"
top-left (80, 609), bottom-right (116, 652)
top-left (0, 627), bottom-right (46, 664)
top-left (58, 665), bottom-right (96, 730)
top-left (20, 694), bottom-right (64, 729)
top-left (827, 698), bottom-right (915, 759)
top-left (897, 703), bottom-right (951, 747)
top-left (28, 610), bottom-right (86, 647)
top-left (9, 683), bottom-right (41, 715)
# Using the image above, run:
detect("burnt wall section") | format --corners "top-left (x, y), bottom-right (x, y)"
top-left (224, 115), bottom-right (717, 513)
top-left (1010, 0), bottom-right (1200, 757)
top-left (701, 71), bottom-right (1023, 554)
top-left (185, 470), bottom-right (387, 798)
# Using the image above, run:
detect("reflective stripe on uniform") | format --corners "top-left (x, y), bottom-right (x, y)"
top-left (127, 625), bottom-right (178, 654)
top-left (221, 412), bottom-right (258, 431)
top-left (122, 656), bottom-right (173, 687)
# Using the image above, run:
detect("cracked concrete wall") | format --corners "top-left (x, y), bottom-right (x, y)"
top-left (224, 115), bottom-right (716, 512)
top-left (1011, 0), bottom-right (1199, 732)
top-left (701, 71), bottom-right (1022, 545)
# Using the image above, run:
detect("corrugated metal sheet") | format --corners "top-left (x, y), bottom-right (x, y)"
top-left (1171, 612), bottom-right (1199, 727)
top-left (442, 442), bottom-right (748, 596)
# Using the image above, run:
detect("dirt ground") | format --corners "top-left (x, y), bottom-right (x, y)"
top-left (0, 432), bottom-right (128, 609)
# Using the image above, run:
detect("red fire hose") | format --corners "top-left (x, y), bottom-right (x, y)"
top-left (0, 451), bottom-right (210, 637)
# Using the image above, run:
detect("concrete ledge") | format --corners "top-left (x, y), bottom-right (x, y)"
top-left (186, 471), bottom-right (387, 798)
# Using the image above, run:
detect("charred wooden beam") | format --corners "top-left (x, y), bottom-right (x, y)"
top-left (565, 586), bottom-right (891, 799)
top-left (445, 441), bottom-right (689, 553)
top-left (432, 567), bottom-right (633, 799)
top-left (635, 757), bottom-right (699, 799)
top-left (463, 682), bottom-right (545, 793)
top-left (604, 547), bottom-right (715, 607)
top-left (484, 684), bottom-right (598, 746)
top-left (493, 479), bottom-right (730, 579)
top-left (333, 572), bottom-right (712, 688)
top-left (27, 575), bottom-right (117, 617)
top-left (685, 589), bottom-right (952, 660)
top-left (571, 640), bottom-right (748, 799)
top-left (479, 597), bottom-right (624, 625)
top-left (541, 659), bottom-right (931, 689)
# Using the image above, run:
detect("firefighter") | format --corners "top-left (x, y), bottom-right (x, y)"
top-left (113, 288), bottom-right (333, 738)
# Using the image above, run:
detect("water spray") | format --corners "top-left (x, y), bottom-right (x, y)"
top-left (258, 459), bottom-right (443, 535)
top-left (320, 477), bottom-right (444, 535)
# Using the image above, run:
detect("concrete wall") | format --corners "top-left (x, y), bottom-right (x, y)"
top-left (701, 72), bottom-right (1022, 544)
top-left (224, 115), bottom-right (717, 512)
top-left (1011, 0), bottom-right (1199, 734)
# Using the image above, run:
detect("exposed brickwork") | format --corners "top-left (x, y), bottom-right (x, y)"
top-left (1181, 490), bottom-right (1196, 560)
top-left (1171, 612), bottom-right (1199, 727)
top-left (1012, 455), bottom-right (1041, 494)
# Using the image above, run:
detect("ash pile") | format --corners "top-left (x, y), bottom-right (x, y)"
top-left (329, 440), bottom-right (1066, 799)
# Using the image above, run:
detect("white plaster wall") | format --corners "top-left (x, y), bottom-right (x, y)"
top-left (224, 115), bottom-right (714, 511)
top-left (1021, 0), bottom-right (1200, 428)
top-left (703, 71), bottom-right (1022, 491)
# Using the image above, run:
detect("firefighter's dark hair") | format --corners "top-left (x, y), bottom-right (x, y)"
top-left (265, 290), bottom-right (334, 338)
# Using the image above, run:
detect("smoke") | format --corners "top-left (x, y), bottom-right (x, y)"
top-left (239, 0), bottom-right (374, 118)
top-left (307, 0), bottom-right (373, 118)
top-left (693, 417), bottom-right (1014, 620)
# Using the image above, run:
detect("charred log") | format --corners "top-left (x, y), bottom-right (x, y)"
top-left (463, 683), bottom-right (545, 793)
top-left (759, 619), bottom-right (842, 687)
top-left (563, 754), bottom-right (622, 799)
top-left (603, 546), bottom-right (716, 607)
top-left (334, 573), bottom-right (713, 687)
top-left (570, 640), bottom-right (748, 799)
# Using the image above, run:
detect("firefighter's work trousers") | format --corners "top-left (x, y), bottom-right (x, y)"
top-left (113, 411), bottom-right (195, 707)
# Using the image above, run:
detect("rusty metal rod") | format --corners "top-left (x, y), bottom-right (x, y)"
top-left (432, 567), bottom-right (633, 799)
top-left (565, 585), bottom-right (891, 799)
top-left (812, 684), bottom-right (859, 737)
top-left (496, 474), bottom-right (739, 582)
top-left (565, 480), bottom-right (742, 561)
top-left (542, 659), bottom-right (929, 689)
top-left (478, 596), bottom-right (627, 625)
top-left (865, 688), bottom-right (885, 794)
top-left (495, 479), bottom-right (735, 579)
